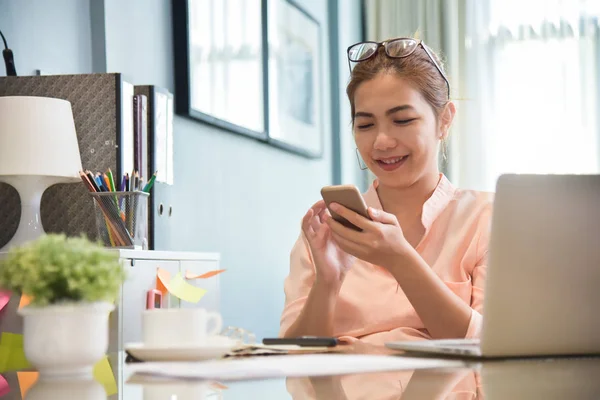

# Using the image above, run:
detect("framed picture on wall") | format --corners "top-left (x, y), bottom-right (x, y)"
top-left (172, 0), bottom-right (268, 140)
top-left (267, 0), bottom-right (323, 158)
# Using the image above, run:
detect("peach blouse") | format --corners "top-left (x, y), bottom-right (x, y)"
top-left (279, 175), bottom-right (494, 344)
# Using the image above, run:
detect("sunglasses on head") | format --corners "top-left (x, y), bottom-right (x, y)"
top-left (347, 38), bottom-right (450, 99)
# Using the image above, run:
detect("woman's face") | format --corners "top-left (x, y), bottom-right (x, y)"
top-left (353, 73), bottom-right (451, 189)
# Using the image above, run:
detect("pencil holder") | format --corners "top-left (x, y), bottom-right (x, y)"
top-left (90, 191), bottom-right (149, 249)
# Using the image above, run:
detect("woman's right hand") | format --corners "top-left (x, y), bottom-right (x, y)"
top-left (302, 200), bottom-right (355, 288)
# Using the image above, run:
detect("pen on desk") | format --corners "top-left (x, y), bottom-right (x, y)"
top-left (143, 171), bottom-right (157, 193)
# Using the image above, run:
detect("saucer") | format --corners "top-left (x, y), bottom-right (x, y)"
top-left (125, 336), bottom-right (241, 362)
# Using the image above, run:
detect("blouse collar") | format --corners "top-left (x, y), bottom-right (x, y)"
top-left (363, 174), bottom-right (456, 231)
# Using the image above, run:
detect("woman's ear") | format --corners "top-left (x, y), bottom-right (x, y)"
top-left (439, 102), bottom-right (456, 140)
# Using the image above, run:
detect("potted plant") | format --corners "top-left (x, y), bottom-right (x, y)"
top-left (0, 233), bottom-right (126, 379)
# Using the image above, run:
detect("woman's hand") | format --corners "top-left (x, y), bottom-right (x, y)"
top-left (324, 203), bottom-right (412, 269)
top-left (301, 200), bottom-right (355, 288)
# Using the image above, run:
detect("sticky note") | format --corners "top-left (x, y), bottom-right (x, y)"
top-left (170, 273), bottom-right (207, 303)
top-left (93, 356), bottom-right (117, 396)
top-left (156, 267), bottom-right (170, 297)
top-left (17, 372), bottom-right (38, 398)
top-left (185, 269), bottom-right (226, 280)
top-left (0, 291), bottom-right (11, 313)
top-left (0, 374), bottom-right (10, 397)
top-left (18, 295), bottom-right (32, 309)
top-left (0, 347), bottom-right (8, 373)
top-left (156, 269), bottom-right (207, 303)
top-left (0, 333), bottom-right (30, 373)
top-left (1, 332), bottom-right (23, 348)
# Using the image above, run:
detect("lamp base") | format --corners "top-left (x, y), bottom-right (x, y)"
top-left (0, 175), bottom-right (59, 253)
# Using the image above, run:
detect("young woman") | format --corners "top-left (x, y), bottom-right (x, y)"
top-left (280, 38), bottom-right (493, 345)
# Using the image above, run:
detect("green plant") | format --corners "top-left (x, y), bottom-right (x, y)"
top-left (0, 233), bottom-right (126, 306)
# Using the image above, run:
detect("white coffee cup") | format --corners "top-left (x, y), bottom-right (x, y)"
top-left (142, 308), bottom-right (223, 347)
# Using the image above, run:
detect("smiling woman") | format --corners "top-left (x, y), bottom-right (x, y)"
top-left (279, 38), bottom-right (494, 344)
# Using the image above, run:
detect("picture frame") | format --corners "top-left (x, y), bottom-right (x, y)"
top-left (266, 0), bottom-right (323, 158)
top-left (172, 0), bottom-right (268, 141)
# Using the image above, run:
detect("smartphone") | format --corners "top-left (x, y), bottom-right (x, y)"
top-left (262, 337), bottom-right (338, 347)
top-left (321, 184), bottom-right (371, 231)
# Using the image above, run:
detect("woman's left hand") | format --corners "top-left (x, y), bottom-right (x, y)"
top-left (324, 203), bottom-right (412, 269)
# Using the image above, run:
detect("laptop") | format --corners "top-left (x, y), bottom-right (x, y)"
top-left (386, 174), bottom-right (600, 358)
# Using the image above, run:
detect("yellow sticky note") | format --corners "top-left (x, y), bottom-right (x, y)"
top-left (17, 372), bottom-right (38, 398)
top-left (169, 273), bottom-right (207, 303)
top-left (93, 356), bottom-right (117, 396)
top-left (1, 332), bottom-right (23, 348)
top-left (0, 333), bottom-right (30, 373)
top-left (157, 269), bottom-right (207, 303)
top-left (7, 346), bottom-right (30, 371)
top-left (0, 346), bottom-right (10, 372)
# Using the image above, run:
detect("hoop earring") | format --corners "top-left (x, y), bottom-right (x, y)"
top-left (355, 148), bottom-right (368, 170)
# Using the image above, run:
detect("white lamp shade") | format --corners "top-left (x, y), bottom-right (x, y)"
top-left (0, 96), bottom-right (83, 181)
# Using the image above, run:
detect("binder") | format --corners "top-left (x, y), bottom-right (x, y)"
top-left (134, 85), bottom-right (174, 250)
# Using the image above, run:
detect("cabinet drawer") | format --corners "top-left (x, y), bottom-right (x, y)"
top-left (179, 260), bottom-right (220, 313)
top-left (121, 259), bottom-right (179, 346)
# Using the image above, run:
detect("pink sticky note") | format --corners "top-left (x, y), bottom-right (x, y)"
top-left (0, 374), bottom-right (9, 397)
top-left (0, 291), bottom-right (10, 313)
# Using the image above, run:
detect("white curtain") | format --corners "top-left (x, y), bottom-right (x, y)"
top-left (365, 0), bottom-right (600, 191)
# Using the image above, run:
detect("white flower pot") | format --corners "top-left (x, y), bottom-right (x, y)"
top-left (18, 301), bottom-right (114, 379)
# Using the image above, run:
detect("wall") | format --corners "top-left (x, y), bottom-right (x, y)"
top-left (0, 0), bottom-right (92, 75)
top-left (0, 0), bottom-right (363, 339)
top-left (337, 0), bottom-right (367, 189)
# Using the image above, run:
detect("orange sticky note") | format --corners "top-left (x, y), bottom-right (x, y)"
top-left (184, 269), bottom-right (226, 280)
top-left (156, 268), bottom-right (170, 296)
top-left (211, 382), bottom-right (228, 390)
top-left (17, 372), bottom-right (38, 398)
top-left (18, 295), bottom-right (32, 309)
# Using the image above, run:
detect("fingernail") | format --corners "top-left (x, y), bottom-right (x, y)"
top-left (370, 207), bottom-right (378, 216)
top-left (330, 203), bottom-right (339, 211)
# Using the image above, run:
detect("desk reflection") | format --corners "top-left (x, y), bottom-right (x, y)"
top-left (479, 358), bottom-right (600, 399)
top-left (8, 355), bottom-right (600, 399)
top-left (287, 368), bottom-right (479, 399)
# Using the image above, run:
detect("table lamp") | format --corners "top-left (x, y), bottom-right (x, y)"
top-left (0, 96), bottom-right (83, 252)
